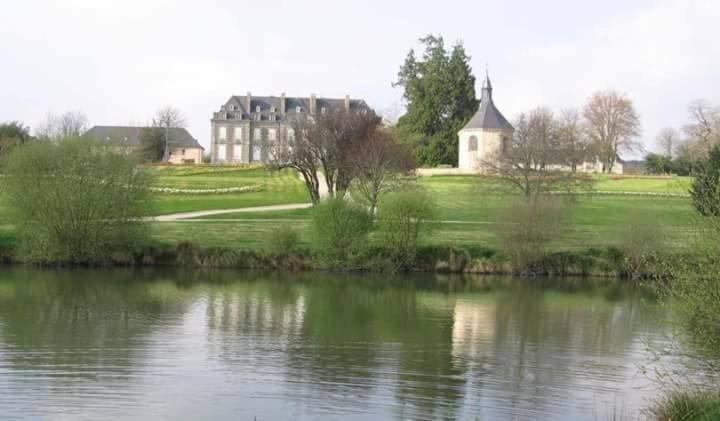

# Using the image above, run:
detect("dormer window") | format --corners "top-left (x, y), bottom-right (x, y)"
top-left (270, 106), bottom-right (276, 113)
top-left (229, 105), bottom-right (235, 111)
top-left (321, 107), bottom-right (327, 114)
top-left (296, 106), bottom-right (301, 113)
top-left (255, 105), bottom-right (261, 113)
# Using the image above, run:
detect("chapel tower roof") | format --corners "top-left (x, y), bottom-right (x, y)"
top-left (461, 72), bottom-right (512, 131)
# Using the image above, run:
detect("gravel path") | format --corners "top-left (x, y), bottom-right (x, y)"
top-left (148, 203), bottom-right (312, 221)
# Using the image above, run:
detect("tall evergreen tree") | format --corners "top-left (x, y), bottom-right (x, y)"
top-left (394, 35), bottom-right (478, 166)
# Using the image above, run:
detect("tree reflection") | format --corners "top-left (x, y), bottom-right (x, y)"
top-left (0, 268), bottom-right (196, 383)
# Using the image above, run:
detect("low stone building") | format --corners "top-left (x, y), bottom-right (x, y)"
top-left (210, 92), bottom-right (369, 164)
top-left (458, 74), bottom-right (514, 171)
top-left (84, 126), bottom-right (204, 164)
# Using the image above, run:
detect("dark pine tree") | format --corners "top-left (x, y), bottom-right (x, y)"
top-left (394, 35), bottom-right (477, 167)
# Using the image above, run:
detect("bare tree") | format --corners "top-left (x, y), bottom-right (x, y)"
top-left (480, 107), bottom-right (591, 201)
top-left (266, 108), bottom-right (379, 203)
top-left (348, 128), bottom-right (415, 216)
top-left (656, 127), bottom-right (679, 158)
top-left (583, 91), bottom-right (641, 172)
top-left (556, 108), bottom-right (589, 172)
top-left (152, 106), bottom-right (186, 162)
top-left (267, 116), bottom-right (323, 204)
top-left (682, 99), bottom-right (720, 160)
top-left (318, 108), bottom-right (379, 196)
top-left (35, 111), bottom-right (89, 141)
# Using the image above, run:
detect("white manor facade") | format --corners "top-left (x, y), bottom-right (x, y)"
top-left (210, 92), bottom-right (369, 164)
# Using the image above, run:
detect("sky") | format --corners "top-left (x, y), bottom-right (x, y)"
top-left (2, 0), bottom-right (719, 157)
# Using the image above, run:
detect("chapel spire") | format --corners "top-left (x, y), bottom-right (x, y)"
top-left (481, 67), bottom-right (493, 101)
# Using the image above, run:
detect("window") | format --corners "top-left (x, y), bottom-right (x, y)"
top-left (252, 143), bottom-right (261, 161)
top-left (287, 128), bottom-right (295, 141)
top-left (229, 104), bottom-right (235, 111)
top-left (233, 144), bottom-right (242, 161)
top-left (217, 144), bottom-right (226, 162)
top-left (234, 127), bottom-right (242, 141)
top-left (255, 105), bottom-right (261, 113)
top-left (321, 107), bottom-right (326, 114)
top-left (468, 136), bottom-right (478, 152)
top-left (268, 129), bottom-right (277, 141)
top-left (181, 149), bottom-right (185, 155)
top-left (295, 106), bottom-right (302, 113)
top-left (502, 136), bottom-right (509, 154)
top-left (218, 126), bottom-right (227, 141)
top-left (270, 106), bottom-right (276, 113)
top-left (253, 128), bottom-right (261, 140)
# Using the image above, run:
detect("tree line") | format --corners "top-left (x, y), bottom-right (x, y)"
top-left (646, 99), bottom-right (720, 175)
top-left (393, 35), bottom-right (643, 172)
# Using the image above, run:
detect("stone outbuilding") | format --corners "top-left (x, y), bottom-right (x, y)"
top-left (84, 126), bottom-right (204, 164)
top-left (458, 74), bottom-right (514, 171)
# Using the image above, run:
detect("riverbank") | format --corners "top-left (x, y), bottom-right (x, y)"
top-left (0, 239), bottom-right (672, 279)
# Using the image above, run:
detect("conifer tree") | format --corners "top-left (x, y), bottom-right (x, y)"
top-left (394, 35), bottom-right (478, 166)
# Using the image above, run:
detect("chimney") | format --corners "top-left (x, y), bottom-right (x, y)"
top-left (310, 93), bottom-right (317, 114)
top-left (280, 92), bottom-right (286, 114)
top-left (344, 95), bottom-right (350, 112)
top-left (246, 91), bottom-right (252, 113)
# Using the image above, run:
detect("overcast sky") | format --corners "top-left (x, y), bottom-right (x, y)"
top-left (2, 0), bottom-right (719, 156)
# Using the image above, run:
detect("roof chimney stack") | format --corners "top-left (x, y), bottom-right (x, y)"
top-left (246, 92), bottom-right (252, 112)
top-left (280, 92), bottom-right (286, 113)
top-left (344, 95), bottom-right (350, 112)
top-left (310, 94), bottom-right (317, 114)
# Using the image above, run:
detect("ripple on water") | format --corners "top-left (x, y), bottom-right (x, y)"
top-left (0, 271), bottom-right (690, 420)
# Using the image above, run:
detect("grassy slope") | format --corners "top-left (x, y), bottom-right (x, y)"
top-left (151, 171), bottom-right (696, 251)
top-left (145, 165), bottom-right (309, 214)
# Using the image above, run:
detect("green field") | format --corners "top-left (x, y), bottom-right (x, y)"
top-left (145, 165), bottom-right (308, 214)
top-left (146, 166), bottom-right (697, 252)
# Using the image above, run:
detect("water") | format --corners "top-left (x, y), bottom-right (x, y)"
top-left (0, 268), bottom-right (675, 420)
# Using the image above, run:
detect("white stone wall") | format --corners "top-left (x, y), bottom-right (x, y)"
top-left (167, 147), bottom-right (203, 164)
top-left (458, 128), bottom-right (511, 171)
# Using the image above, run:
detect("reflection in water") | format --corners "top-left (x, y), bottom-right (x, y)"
top-left (0, 268), bottom-right (672, 419)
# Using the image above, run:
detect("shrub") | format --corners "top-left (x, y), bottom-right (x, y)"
top-left (309, 198), bottom-right (372, 265)
top-left (376, 190), bottom-right (437, 268)
top-left (266, 225), bottom-right (301, 255)
top-left (651, 390), bottom-right (720, 421)
top-left (690, 145), bottom-right (720, 216)
top-left (495, 196), bottom-right (569, 273)
top-left (615, 210), bottom-right (666, 278)
top-left (1, 138), bottom-right (152, 263)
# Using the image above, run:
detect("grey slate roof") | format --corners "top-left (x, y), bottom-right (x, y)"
top-left (462, 76), bottom-right (513, 131)
top-left (217, 94), bottom-right (370, 121)
top-left (83, 126), bottom-right (204, 150)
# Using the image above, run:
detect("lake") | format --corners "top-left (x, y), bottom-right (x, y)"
top-left (0, 269), bottom-right (674, 420)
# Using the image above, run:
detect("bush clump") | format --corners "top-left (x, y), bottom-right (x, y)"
top-left (266, 225), bottom-right (301, 256)
top-left (1, 138), bottom-right (152, 264)
top-left (309, 198), bottom-right (372, 266)
top-left (377, 190), bottom-right (437, 268)
top-left (690, 145), bottom-right (720, 216)
top-left (495, 196), bottom-right (568, 274)
top-left (651, 390), bottom-right (720, 421)
top-left (615, 209), bottom-right (666, 278)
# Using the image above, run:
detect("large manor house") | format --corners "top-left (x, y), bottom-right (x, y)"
top-left (210, 93), bottom-right (369, 164)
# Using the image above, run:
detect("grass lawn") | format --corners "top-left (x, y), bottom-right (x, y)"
top-left (592, 174), bottom-right (691, 194)
top-left (151, 171), bottom-right (697, 251)
top-left (144, 165), bottom-right (309, 215)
